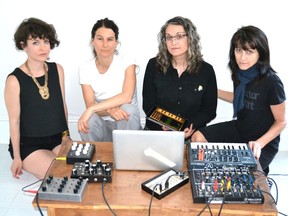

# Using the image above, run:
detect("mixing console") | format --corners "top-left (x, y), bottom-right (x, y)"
top-left (187, 142), bottom-right (264, 204)
top-left (189, 165), bottom-right (264, 204)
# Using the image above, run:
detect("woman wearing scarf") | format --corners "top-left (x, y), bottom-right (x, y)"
top-left (192, 25), bottom-right (286, 175)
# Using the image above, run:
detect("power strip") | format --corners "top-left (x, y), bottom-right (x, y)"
top-left (38, 175), bottom-right (88, 202)
top-left (141, 169), bottom-right (189, 199)
top-left (66, 142), bottom-right (96, 164)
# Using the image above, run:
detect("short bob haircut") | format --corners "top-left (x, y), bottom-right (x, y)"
top-left (14, 17), bottom-right (60, 50)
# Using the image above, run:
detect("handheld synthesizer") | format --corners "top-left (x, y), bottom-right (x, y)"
top-left (146, 106), bottom-right (187, 131)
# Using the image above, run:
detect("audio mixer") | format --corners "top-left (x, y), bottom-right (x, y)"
top-left (66, 141), bottom-right (95, 164)
top-left (71, 159), bottom-right (113, 183)
top-left (187, 142), bottom-right (264, 204)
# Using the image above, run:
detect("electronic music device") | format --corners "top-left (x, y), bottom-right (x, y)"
top-left (189, 165), bottom-right (264, 204)
top-left (141, 169), bottom-right (189, 199)
top-left (38, 175), bottom-right (88, 202)
top-left (146, 106), bottom-right (187, 131)
top-left (188, 142), bottom-right (257, 169)
top-left (112, 130), bottom-right (185, 171)
top-left (187, 142), bottom-right (263, 204)
top-left (66, 141), bottom-right (95, 164)
top-left (70, 159), bottom-right (113, 183)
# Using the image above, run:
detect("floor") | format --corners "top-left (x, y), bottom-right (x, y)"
top-left (0, 144), bottom-right (287, 216)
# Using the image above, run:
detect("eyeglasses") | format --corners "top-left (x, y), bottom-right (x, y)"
top-left (165, 34), bottom-right (187, 42)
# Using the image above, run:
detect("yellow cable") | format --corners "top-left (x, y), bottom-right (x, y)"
top-left (56, 157), bottom-right (66, 161)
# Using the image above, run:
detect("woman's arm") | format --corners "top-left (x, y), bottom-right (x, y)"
top-left (57, 63), bottom-right (71, 142)
top-left (249, 102), bottom-right (286, 159)
top-left (4, 75), bottom-right (23, 178)
top-left (81, 84), bottom-right (96, 108)
top-left (218, 89), bottom-right (234, 103)
top-left (255, 102), bottom-right (286, 146)
top-left (142, 59), bottom-right (157, 115)
top-left (57, 63), bottom-right (68, 122)
top-left (86, 64), bottom-right (136, 112)
top-left (78, 64), bottom-right (136, 132)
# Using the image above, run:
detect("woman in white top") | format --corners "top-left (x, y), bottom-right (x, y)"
top-left (78, 18), bottom-right (141, 142)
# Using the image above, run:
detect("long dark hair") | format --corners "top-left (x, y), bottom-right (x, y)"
top-left (228, 25), bottom-right (275, 84)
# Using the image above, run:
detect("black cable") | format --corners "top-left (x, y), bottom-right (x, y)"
top-left (206, 202), bottom-right (213, 216)
top-left (148, 183), bottom-right (161, 216)
top-left (253, 169), bottom-right (279, 206)
top-left (217, 189), bottom-right (225, 216)
top-left (35, 193), bottom-right (44, 216)
top-left (21, 179), bottom-right (43, 193)
top-left (248, 170), bottom-right (284, 215)
top-left (260, 190), bottom-right (276, 205)
top-left (101, 178), bottom-right (117, 216)
top-left (278, 211), bottom-right (288, 216)
top-left (164, 172), bottom-right (186, 189)
top-left (196, 192), bottom-right (215, 216)
top-left (267, 176), bottom-right (278, 204)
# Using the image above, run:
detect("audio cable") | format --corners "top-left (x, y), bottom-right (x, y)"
top-left (102, 178), bottom-right (117, 216)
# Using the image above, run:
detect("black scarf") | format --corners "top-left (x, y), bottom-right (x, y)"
top-left (233, 64), bottom-right (259, 118)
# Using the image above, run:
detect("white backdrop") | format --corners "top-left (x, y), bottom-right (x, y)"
top-left (0, 0), bottom-right (287, 149)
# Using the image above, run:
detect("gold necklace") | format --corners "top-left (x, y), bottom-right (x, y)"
top-left (25, 61), bottom-right (50, 100)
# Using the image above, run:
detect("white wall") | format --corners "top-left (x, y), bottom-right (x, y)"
top-left (0, 0), bottom-right (287, 150)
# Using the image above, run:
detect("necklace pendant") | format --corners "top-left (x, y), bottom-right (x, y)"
top-left (39, 86), bottom-right (50, 100)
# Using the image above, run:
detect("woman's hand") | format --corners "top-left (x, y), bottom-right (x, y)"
top-left (162, 124), bottom-right (194, 139)
top-left (107, 107), bottom-right (130, 121)
top-left (248, 141), bottom-right (262, 160)
top-left (183, 124), bottom-right (195, 139)
top-left (78, 108), bottom-right (93, 133)
top-left (11, 157), bottom-right (23, 179)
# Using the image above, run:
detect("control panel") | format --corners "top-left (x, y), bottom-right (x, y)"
top-left (66, 142), bottom-right (95, 164)
top-left (187, 142), bottom-right (264, 204)
top-left (38, 175), bottom-right (88, 202)
top-left (71, 159), bottom-right (113, 183)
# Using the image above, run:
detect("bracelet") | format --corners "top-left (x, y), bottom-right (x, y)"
top-left (62, 130), bottom-right (70, 137)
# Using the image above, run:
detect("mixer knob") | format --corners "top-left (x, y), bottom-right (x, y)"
top-left (72, 168), bottom-right (77, 175)
top-left (42, 186), bottom-right (47, 191)
top-left (105, 167), bottom-right (112, 175)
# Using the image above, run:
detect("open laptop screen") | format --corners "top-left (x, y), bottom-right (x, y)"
top-left (112, 130), bottom-right (185, 171)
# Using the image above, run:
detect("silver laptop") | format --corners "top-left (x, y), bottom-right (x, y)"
top-left (112, 130), bottom-right (185, 171)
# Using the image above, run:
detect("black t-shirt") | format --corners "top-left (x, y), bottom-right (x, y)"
top-left (236, 72), bottom-right (286, 142)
